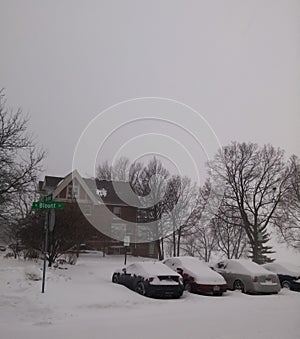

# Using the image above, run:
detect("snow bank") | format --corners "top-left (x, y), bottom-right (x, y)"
top-left (24, 265), bottom-right (42, 281)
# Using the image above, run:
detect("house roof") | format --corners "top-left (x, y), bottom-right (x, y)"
top-left (45, 176), bottom-right (64, 188)
top-left (51, 171), bottom-right (99, 204)
top-left (83, 178), bottom-right (141, 207)
top-left (39, 171), bottom-right (141, 207)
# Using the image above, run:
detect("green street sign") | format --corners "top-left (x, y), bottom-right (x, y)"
top-left (44, 194), bottom-right (53, 203)
top-left (32, 201), bottom-right (64, 210)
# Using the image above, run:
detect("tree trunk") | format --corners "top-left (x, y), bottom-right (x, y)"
top-left (176, 228), bottom-right (182, 256)
top-left (161, 238), bottom-right (164, 260)
top-left (173, 230), bottom-right (176, 257)
top-left (156, 239), bottom-right (163, 260)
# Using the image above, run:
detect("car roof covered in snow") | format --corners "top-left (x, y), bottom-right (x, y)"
top-left (222, 259), bottom-right (271, 275)
top-left (165, 256), bottom-right (211, 270)
top-left (126, 262), bottom-right (181, 277)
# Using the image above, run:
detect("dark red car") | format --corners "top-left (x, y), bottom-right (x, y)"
top-left (164, 256), bottom-right (227, 296)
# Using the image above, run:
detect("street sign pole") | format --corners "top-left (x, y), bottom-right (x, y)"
top-left (32, 195), bottom-right (62, 294)
top-left (124, 236), bottom-right (130, 265)
top-left (41, 211), bottom-right (49, 293)
top-left (124, 247), bottom-right (128, 265)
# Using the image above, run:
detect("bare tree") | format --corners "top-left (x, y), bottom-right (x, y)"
top-left (0, 90), bottom-right (45, 255)
top-left (128, 157), bottom-right (185, 260)
top-left (1, 188), bottom-right (38, 258)
top-left (96, 160), bottom-right (112, 180)
top-left (0, 90), bottom-right (45, 222)
top-left (208, 142), bottom-right (292, 263)
top-left (276, 155), bottom-right (300, 250)
top-left (134, 157), bottom-right (171, 260)
top-left (20, 203), bottom-right (94, 266)
top-left (180, 180), bottom-right (218, 262)
top-left (97, 156), bottom-right (182, 259)
top-left (163, 175), bottom-right (198, 256)
top-left (112, 157), bottom-right (130, 181)
top-left (96, 156), bottom-right (129, 181)
top-left (212, 200), bottom-right (248, 259)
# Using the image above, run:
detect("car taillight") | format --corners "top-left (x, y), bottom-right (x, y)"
top-left (147, 277), bottom-right (154, 282)
top-left (252, 276), bottom-right (258, 283)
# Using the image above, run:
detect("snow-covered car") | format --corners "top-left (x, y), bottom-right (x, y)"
top-left (112, 262), bottom-right (184, 298)
top-left (163, 256), bottom-right (227, 296)
top-left (290, 278), bottom-right (300, 292)
top-left (262, 262), bottom-right (300, 290)
top-left (214, 259), bottom-right (281, 294)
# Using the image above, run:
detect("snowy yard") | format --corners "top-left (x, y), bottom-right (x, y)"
top-left (1, 253), bottom-right (299, 339)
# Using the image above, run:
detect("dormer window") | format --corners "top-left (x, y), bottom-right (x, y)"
top-left (67, 184), bottom-right (79, 199)
top-left (97, 188), bottom-right (107, 197)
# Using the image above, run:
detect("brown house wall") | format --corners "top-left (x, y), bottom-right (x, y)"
top-left (65, 202), bottom-right (157, 259)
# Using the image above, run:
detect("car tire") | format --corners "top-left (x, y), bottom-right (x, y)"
top-left (112, 273), bottom-right (119, 284)
top-left (282, 281), bottom-right (290, 289)
top-left (233, 280), bottom-right (245, 293)
top-left (135, 282), bottom-right (147, 296)
top-left (184, 282), bottom-right (192, 293)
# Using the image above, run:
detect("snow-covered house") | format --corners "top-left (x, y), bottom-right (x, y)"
top-left (38, 170), bottom-right (157, 258)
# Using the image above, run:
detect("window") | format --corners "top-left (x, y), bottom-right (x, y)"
top-left (67, 184), bottom-right (79, 199)
top-left (113, 206), bottom-right (121, 218)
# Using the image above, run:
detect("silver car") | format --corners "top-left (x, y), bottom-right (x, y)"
top-left (214, 259), bottom-right (281, 294)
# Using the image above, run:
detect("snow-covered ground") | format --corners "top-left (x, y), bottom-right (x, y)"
top-left (1, 253), bottom-right (299, 339)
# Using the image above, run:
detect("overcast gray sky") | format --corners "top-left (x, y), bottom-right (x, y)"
top-left (0, 0), bottom-right (299, 181)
